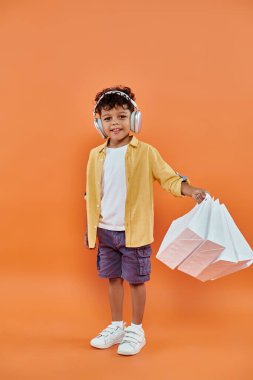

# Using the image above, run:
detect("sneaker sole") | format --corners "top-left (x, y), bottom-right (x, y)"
top-left (117, 338), bottom-right (146, 355)
top-left (90, 336), bottom-right (124, 349)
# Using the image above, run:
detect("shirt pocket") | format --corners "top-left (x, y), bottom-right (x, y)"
top-left (136, 245), bottom-right (152, 276)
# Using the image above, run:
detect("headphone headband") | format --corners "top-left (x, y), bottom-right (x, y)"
top-left (93, 90), bottom-right (138, 117)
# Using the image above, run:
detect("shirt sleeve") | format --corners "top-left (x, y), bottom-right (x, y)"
top-left (150, 147), bottom-right (191, 197)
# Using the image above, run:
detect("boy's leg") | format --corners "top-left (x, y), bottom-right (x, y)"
top-left (90, 276), bottom-right (125, 349)
top-left (108, 277), bottom-right (124, 321)
top-left (129, 282), bottom-right (146, 324)
top-left (117, 282), bottom-right (146, 355)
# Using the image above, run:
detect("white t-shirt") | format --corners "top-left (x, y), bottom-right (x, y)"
top-left (98, 144), bottom-right (128, 230)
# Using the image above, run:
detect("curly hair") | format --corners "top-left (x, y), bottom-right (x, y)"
top-left (94, 85), bottom-right (136, 115)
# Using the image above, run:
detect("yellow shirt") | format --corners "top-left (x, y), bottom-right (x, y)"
top-left (84, 135), bottom-right (190, 248)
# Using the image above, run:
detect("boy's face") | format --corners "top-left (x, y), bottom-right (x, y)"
top-left (100, 104), bottom-right (131, 146)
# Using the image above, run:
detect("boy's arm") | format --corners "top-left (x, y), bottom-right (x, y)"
top-left (83, 148), bottom-right (98, 248)
top-left (83, 150), bottom-right (91, 248)
top-left (150, 147), bottom-right (190, 197)
top-left (150, 146), bottom-right (207, 203)
top-left (83, 193), bottom-right (89, 248)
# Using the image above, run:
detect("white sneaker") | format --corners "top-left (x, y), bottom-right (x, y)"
top-left (117, 325), bottom-right (146, 355)
top-left (90, 322), bottom-right (126, 349)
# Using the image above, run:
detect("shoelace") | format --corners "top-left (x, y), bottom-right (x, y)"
top-left (99, 324), bottom-right (123, 337)
top-left (120, 327), bottom-right (143, 347)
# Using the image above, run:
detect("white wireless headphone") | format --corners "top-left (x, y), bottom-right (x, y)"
top-left (93, 90), bottom-right (142, 139)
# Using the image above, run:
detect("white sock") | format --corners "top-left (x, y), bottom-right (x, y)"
top-left (131, 322), bottom-right (143, 329)
top-left (111, 320), bottom-right (124, 328)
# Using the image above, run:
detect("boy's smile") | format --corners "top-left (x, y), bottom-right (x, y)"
top-left (101, 105), bottom-right (132, 148)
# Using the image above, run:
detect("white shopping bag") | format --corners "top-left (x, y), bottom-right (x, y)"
top-left (194, 201), bottom-right (239, 281)
top-left (205, 203), bottom-right (253, 280)
top-left (156, 194), bottom-right (253, 281)
top-left (156, 193), bottom-right (223, 269)
top-left (177, 199), bottom-right (226, 278)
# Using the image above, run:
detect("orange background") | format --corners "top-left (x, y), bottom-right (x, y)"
top-left (1, 0), bottom-right (253, 379)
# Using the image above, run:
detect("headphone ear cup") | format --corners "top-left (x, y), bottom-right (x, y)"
top-left (130, 112), bottom-right (136, 132)
top-left (94, 118), bottom-right (107, 139)
top-left (130, 111), bottom-right (142, 134)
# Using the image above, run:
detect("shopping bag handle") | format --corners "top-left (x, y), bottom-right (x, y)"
top-left (204, 192), bottom-right (212, 201)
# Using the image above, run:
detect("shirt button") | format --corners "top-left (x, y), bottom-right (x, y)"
top-left (96, 204), bottom-right (100, 208)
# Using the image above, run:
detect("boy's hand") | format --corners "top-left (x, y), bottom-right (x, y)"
top-left (84, 231), bottom-right (96, 249)
top-left (191, 188), bottom-right (208, 204)
top-left (84, 231), bottom-right (89, 249)
top-left (181, 182), bottom-right (208, 203)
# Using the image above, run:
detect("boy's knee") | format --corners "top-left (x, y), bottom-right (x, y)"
top-left (109, 277), bottom-right (124, 283)
top-left (129, 282), bottom-right (145, 286)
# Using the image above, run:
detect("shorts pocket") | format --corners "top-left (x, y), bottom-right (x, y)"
top-left (136, 245), bottom-right (152, 276)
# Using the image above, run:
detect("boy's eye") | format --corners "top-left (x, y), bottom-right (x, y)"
top-left (103, 115), bottom-right (127, 121)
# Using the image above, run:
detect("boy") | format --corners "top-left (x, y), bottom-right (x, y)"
top-left (84, 86), bottom-right (207, 356)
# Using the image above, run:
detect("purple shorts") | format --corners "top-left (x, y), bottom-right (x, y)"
top-left (96, 227), bottom-right (152, 284)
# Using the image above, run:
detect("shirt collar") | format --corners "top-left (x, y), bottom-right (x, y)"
top-left (98, 135), bottom-right (139, 153)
